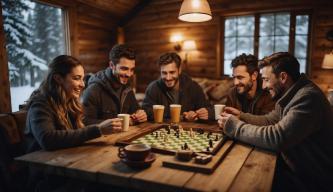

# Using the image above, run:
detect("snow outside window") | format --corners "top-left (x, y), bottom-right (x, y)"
top-left (1, 0), bottom-right (66, 111)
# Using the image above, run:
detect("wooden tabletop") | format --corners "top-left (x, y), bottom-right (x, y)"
top-left (15, 122), bottom-right (276, 192)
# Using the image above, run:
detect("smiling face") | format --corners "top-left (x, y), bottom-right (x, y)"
top-left (160, 62), bottom-right (180, 89)
top-left (232, 65), bottom-right (256, 95)
top-left (261, 65), bottom-right (284, 100)
top-left (59, 65), bottom-right (85, 99)
top-left (111, 57), bottom-right (135, 85)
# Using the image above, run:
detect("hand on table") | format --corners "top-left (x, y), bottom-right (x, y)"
top-left (195, 107), bottom-right (209, 120)
top-left (183, 111), bottom-right (198, 121)
top-left (131, 109), bottom-right (147, 123)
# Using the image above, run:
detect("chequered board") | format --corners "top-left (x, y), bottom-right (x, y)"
top-left (131, 127), bottom-right (224, 153)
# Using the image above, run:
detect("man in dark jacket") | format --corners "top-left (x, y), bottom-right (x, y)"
top-left (142, 52), bottom-right (214, 121)
top-left (81, 44), bottom-right (147, 125)
top-left (226, 53), bottom-right (275, 115)
top-left (219, 52), bottom-right (333, 191)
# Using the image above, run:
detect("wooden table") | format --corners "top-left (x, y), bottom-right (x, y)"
top-left (15, 122), bottom-right (276, 192)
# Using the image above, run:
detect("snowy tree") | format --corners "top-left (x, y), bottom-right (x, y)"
top-left (2, 0), bottom-right (46, 86)
top-left (31, 3), bottom-right (64, 64)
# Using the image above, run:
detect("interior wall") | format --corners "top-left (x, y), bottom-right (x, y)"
top-left (124, 0), bottom-right (333, 93)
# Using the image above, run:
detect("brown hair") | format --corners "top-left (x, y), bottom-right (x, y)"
top-left (109, 44), bottom-right (136, 65)
top-left (157, 52), bottom-right (182, 68)
top-left (27, 55), bottom-right (84, 129)
top-left (259, 52), bottom-right (301, 82)
top-left (231, 53), bottom-right (259, 75)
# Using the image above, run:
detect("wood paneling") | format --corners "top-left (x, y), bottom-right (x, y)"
top-left (124, 0), bottom-right (333, 93)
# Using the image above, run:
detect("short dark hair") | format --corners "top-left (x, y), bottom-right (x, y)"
top-left (231, 53), bottom-right (259, 75)
top-left (157, 52), bottom-right (181, 68)
top-left (109, 44), bottom-right (135, 65)
top-left (259, 52), bottom-right (301, 81)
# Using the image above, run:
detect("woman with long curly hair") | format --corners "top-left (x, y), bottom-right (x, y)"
top-left (25, 55), bottom-right (122, 152)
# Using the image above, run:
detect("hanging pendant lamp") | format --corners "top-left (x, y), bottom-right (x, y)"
top-left (178, 0), bottom-right (212, 22)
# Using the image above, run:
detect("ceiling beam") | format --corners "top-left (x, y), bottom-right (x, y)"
top-left (118, 0), bottom-right (152, 27)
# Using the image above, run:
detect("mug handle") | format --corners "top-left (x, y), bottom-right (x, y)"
top-left (118, 147), bottom-right (126, 159)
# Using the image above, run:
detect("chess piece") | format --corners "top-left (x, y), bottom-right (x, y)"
top-left (197, 128), bottom-right (204, 134)
top-left (209, 139), bottom-right (213, 148)
top-left (215, 135), bottom-right (219, 141)
top-left (206, 147), bottom-right (210, 152)
top-left (184, 143), bottom-right (188, 150)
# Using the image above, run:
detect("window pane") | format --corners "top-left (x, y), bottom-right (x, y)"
top-left (275, 13), bottom-right (290, 35)
top-left (297, 59), bottom-right (306, 73)
top-left (2, 0), bottom-right (66, 112)
top-left (237, 37), bottom-right (254, 55)
top-left (260, 14), bottom-right (274, 36)
top-left (275, 36), bottom-right (289, 52)
top-left (295, 35), bottom-right (308, 58)
top-left (237, 16), bottom-right (255, 36)
top-left (259, 37), bottom-right (274, 58)
top-left (224, 60), bottom-right (233, 76)
top-left (224, 37), bottom-right (236, 59)
top-left (225, 17), bottom-right (236, 37)
top-left (296, 15), bottom-right (309, 35)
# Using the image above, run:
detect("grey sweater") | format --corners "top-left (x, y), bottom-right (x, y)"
top-left (25, 95), bottom-right (101, 153)
top-left (224, 75), bottom-right (333, 190)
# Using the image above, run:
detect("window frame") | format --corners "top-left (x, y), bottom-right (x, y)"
top-left (0, 0), bottom-right (77, 112)
top-left (219, 9), bottom-right (313, 76)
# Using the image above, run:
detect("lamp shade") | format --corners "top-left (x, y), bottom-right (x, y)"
top-left (178, 0), bottom-right (212, 22)
top-left (322, 52), bottom-right (333, 69)
top-left (183, 40), bottom-right (196, 51)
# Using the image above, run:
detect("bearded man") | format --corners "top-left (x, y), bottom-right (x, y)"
top-left (81, 44), bottom-right (147, 125)
top-left (226, 53), bottom-right (275, 115)
top-left (142, 52), bottom-right (214, 121)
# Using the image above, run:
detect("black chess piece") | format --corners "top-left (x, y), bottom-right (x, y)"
top-left (207, 132), bottom-right (212, 139)
top-left (209, 139), bottom-right (213, 148)
top-left (215, 135), bottom-right (219, 141)
top-left (176, 134), bottom-right (180, 138)
top-left (197, 128), bottom-right (204, 134)
top-left (206, 147), bottom-right (210, 152)
top-left (167, 129), bottom-right (171, 134)
top-left (184, 143), bottom-right (188, 150)
top-left (155, 132), bottom-right (158, 138)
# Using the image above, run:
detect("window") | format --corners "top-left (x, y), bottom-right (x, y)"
top-left (224, 16), bottom-right (255, 75)
top-left (223, 11), bottom-right (310, 76)
top-left (2, 0), bottom-right (67, 111)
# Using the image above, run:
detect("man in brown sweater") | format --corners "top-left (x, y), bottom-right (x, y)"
top-left (226, 53), bottom-right (275, 115)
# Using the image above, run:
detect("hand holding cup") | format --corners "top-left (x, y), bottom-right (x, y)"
top-left (98, 118), bottom-right (122, 135)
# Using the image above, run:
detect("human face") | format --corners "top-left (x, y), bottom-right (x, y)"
top-left (111, 58), bottom-right (135, 85)
top-left (61, 65), bottom-right (85, 99)
top-left (160, 62), bottom-right (180, 89)
top-left (232, 65), bottom-right (255, 95)
top-left (261, 66), bottom-right (284, 100)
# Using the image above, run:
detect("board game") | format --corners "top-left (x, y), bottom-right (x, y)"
top-left (115, 124), bottom-right (227, 155)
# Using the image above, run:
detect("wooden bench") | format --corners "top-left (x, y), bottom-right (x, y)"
top-left (0, 111), bottom-right (27, 192)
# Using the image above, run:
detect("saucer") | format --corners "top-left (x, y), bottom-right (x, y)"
top-left (121, 152), bottom-right (156, 168)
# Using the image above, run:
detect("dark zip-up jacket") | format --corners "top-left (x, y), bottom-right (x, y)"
top-left (25, 95), bottom-right (101, 153)
top-left (81, 68), bottom-right (139, 125)
top-left (226, 82), bottom-right (275, 115)
top-left (142, 73), bottom-right (214, 121)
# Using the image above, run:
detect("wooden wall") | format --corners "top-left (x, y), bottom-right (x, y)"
top-left (124, 0), bottom-right (333, 93)
top-left (76, 3), bottom-right (117, 73)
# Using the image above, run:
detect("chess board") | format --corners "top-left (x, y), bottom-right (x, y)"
top-left (116, 124), bottom-right (227, 155)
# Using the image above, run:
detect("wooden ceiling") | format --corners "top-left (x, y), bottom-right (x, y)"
top-left (77, 0), bottom-right (141, 18)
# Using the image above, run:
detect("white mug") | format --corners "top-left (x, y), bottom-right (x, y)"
top-left (117, 114), bottom-right (130, 131)
top-left (214, 104), bottom-right (226, 120)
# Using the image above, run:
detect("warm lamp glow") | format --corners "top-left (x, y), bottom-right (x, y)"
top-left (178, 0), bottom-right (212, 22)
top-left (183, 40), bottom-right (196, 51)
top-left (170, 34), bottom-right (183, 43)
top-left (322, 52), bottom-right (333, 69)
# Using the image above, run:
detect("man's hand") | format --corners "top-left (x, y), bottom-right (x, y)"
top-left (217, 113), bottom-right (232, 131)
top-left (131, 109), bottom-right (147, 123)
top-left (224, 107), bottom-right (241, 119)
top-left (196, 107), bottom-right (209, 120)
top-left (98, 118), bottom-right (122, 135)
top-left (183, 111), bottom-right (198, 121)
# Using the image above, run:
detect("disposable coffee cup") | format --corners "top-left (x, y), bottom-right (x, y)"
top-left (117, 114), bottom-right (130, 131)
top-left (153, 105), bottom-right (165, 123)
top-left (170, 104), bottom-right (181, 123)
top-left (214, 104), bottom-right (226, 120)
top-left (118, 144), bottom-right (151, 161)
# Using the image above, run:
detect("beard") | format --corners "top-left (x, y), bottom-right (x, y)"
top-left (163, 76), bottom-right (179, 89)
top-left (236, 81), bottom-right (253, 96)
top-left (271, 82), bottom-right (285, 101)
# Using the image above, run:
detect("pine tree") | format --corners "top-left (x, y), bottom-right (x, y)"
top-left (2, 0), bottom-right (46, 86)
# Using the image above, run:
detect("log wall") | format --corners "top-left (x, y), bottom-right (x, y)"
top-left (124, 0), bottom-right (333, 93)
